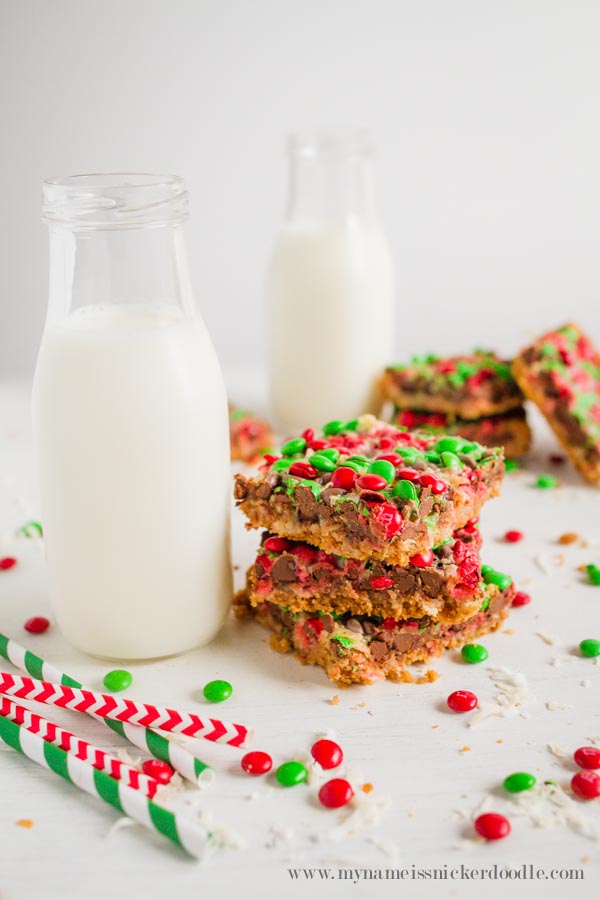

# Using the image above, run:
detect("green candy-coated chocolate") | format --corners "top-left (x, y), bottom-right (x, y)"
top-left (503, 772), bottom-right (536, 793)
top-left (310, 454), bottom-right (336, 472)
top-left (504, 458), bottom-right (519, 472)
top-left (203, 679), bottom-right (233, 703)
top-left (322, 420), bottom-right (346, 436)
top-left (460, 441), bottom-right (483, 459)
top-left (103, 669), bottom-right (133, 693)
top-left (536, 474), bottom-right (558, 489)
top-left (435, 436), bottom-right (464, 454)
top-left (393, 479), bottom-right (418, 501)
top-left (367, 459), bottom-right (395, 484)
top-left (318, 447), bottom-right (340, 462)
top-left (580, 638), bottom-right (600, 658)
top-left (586, 565), bottom-right (600, 586)
top-left (424, 451), bottom-right (442, 465)
top-left (342, 460), bottom-right (366, 473)
top-left (346, 454), bottom-right (370, 466)
top-left (271, 458), bottom-right (293, 472)
top-left (441, 451), bottom-right (462, 470)
top-left (461, 643), bottom-right (488, 664)
top-left (395, 447), bottom-right (423, 463)
top-left (276, 760), bottom-right (308, 787)
top-left (280, 437), bottom-right (307, 456)
top-left (481, 565), bottom-right (512, 592)
top-left (344, 419), bottom-right (359, 431)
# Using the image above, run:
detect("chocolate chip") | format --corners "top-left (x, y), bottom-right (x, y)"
top-left (395, 572), bottom-right (417, 593)
top-left (320, 614), bottom-right (335, 633)
top-left (420, 570), bottom-right (444, 597)
top-left (295, 485), bottom-right (319, 522)
top-left (345, 618), bottom-right (364, 633)
top-left (270, 555), bottom-right (297, 584)
top-left (370, 640), bottom-right (388, 661)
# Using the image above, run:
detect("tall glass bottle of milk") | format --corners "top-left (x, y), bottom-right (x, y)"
top-left (33, 174), bottom-right (232, 659)
top-left (268, 133), bottom-right (395, 434)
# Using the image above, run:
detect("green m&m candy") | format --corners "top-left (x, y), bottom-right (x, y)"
top-left (586, 564), bottom-right (600, 586)
top-left (276, 760), bottom-right (308, 787)
top-left (103, 669), bottom-right (133, 692)
top-left (481, 565), bottom-right (513, 592)
top-left (393, 479), bottom-right (419, 501)
top-left (503, 772), bottom-right (536, 793)
top-left (504, 458), bottom-right (519, 472)
top-left (396, 447), bottom-right (423, 464)
top-left (203, 679), bottom-right (233, 702)
top-left (318, 447), bottom-right (340, 463)
top-left (435, 436), bottom-right (464, 454)
top-left (322, 420), bottom-right (346, 436)
top-left (536, 474), bottom-right (558, 489)
top-left (367, 459), bottom-right (395, 484)
top-left (461, 643), bottom-right (489, 664)
top-left (271, 458), bottom-right (293, 472)
top-left (441, 451), bottom-right (462, 470)
top-left (310, 453), bottom-right (336, 472)
top-left (280, 437), bottom-right (307, 456)
top-left (579, 639), bottom-right (600, 658)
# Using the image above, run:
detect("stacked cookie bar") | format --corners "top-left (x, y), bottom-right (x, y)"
top-left (234, 414), bottom-right (514, 685)
top-left (513, 323), bottom-right (600, 484)
top-left (229, 404), bottom-right (273, 464)
top-left (380, 351), bottom-right (531, 458)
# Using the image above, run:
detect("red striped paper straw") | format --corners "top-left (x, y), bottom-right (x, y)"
top-left (0, 672), bottom-right (251, 747)
top-left (0, 696), bottom-right (162, 799)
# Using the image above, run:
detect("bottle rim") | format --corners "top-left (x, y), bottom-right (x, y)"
top-left (42, 173), bottom-right (189, 229)
top-left (287, 131), bottom-right (374, 160)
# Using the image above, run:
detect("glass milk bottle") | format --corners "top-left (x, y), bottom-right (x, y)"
top-left (33, 174), bottom-right (232, 659)
top-left (268, 133), bottom-right (395, 434)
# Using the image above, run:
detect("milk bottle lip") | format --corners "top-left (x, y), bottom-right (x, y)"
top-left (42, 173), bottom-right (189, 230)
top-left (288, 131), bottom-right (374, 160)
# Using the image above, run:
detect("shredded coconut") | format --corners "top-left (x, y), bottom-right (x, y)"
top-left (468, 666), bottom-right (535, 727)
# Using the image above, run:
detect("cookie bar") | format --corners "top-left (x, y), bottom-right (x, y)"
top-left (245, 525), bottom-right (484, 624)
top-left (381, 351), bottom-right (523, 421)
top-left (393, 408), bottom-right (531, 458)
top-left (234, 415), bottom-right (504, 567)
top-left (234, 582), bottom-right (513, 687)
top-left (229, 404), bottom-right (273, 464)
top-left (513, 323), bottom-right (600, 484)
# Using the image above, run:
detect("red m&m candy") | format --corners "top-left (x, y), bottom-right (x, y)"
top-left (574, 746), bottom-right (600, 770)
top-left (504, 530), bottom-right (524, 543)
top-left (357, 474), bottom-right (387, 492)
top-left (24, 616), bottom-right (50, 635)
top-left (370, 575), bottom-right (394, 590)
top-left (409, 550), bottom-right (434, 567)
top-left (142, 759), bottom-right (174, 784)
top-left (289, 462), bottom-right (317, 479)
top-left (311, 739), bottom-right (343, 770)
top-left (474, 813), bottom-right (511, 840)
top-left (571, 770), bottom-right (600, 799)
top-left (330, 467), bottom-right (357, 490)
top-left (447, 690), bottom-right (478, 713)
top-left (263, 536), bottom-right (292, 552)
top-left (318, 778), bottom-right (354, 809)
top-left (511, 591), bottom-right (531, 607)
top-left (369, 503), bottom-right (403, 538)
top-left (0, 557), bottom-right (17, 571)
top-left (241, 750), bottom-right (273, 776)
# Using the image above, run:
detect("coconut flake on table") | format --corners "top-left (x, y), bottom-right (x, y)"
top-left (537, 632), bottom-right (560, 646)
top-left (534, 554), bottom-right (552, 575)
top-left (366, 834), bottom-right (401, 863)
top-left (546, 701), bottom-right (574, 712)
top-left (547, 744), bottom-right (569, 759)
top-left (307, 792), bottom-right (392, 844)
top-left (468, 666), bottom-right (535, 727)
top-left (512, 783), bottom-right (600, 841)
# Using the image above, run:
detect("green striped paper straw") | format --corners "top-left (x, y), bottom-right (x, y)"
top-left (0, 714), bottom-right (209, 858)
top-left (0, 632), bottom-right (213, 788)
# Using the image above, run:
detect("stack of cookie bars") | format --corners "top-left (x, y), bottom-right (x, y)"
top-left (234, 414), bottom-right (514, 686)
top-left (380, 350), bottom-right (531, 459)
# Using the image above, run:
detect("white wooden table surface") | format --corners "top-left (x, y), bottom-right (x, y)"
top-left (0, 375), bottom-right (599, 900)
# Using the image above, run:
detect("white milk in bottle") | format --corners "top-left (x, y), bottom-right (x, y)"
top-left (268, 134), bottom-right (395, 434)
top-left (33, 175), bottom-right (232, 659)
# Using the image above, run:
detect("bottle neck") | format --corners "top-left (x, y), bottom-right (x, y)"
top-left (46, 223), bottom-right (195, 324)
top-left (286, 140), bottom-right (379, 226)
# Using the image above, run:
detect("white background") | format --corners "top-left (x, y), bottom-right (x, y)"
top-left (1, 0), bottom-right (600, 380)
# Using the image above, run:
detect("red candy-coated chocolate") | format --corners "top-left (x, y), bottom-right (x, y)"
top-left (574, 746), bottom-right (600, 770)
top-left (409, 550), bottom-right (434, 567)
top-left (383, 617), bottom-right (397, 630)
top-left (396, 468), bottom-right (420, 482)
top-left (447, 690), bottom-right (478, 713)
top-left (369, 503), bottom-right (403, 538)
top-left (370, 575), bottom-right (394, 590)
top-left (263, 536), bottom-right (292, 553)
top-left (0, 557), bottom-right (17, 571)
top-left (571, 770), bottom-right (600, 799)
top-left (357, 474), bottom-right (387, 492)
top-left (330, 466), bottom-right (357, 490)
top-left (241, 750), bottom-right (273, 776)
top-left (304, 617), bottom-right (324, 637)
top-left (256, 553), bottom-right (273, 573)
top-left (311, 739), bottom-right (343, 770)
top-left (377, 437), bottom-right (394, 450)
top-left (376, 453), bottom-right (402, 467)
top-left (310, 440), bottom-right (327, 451)
top-left (142, 759), bottom-right (174, 784)
top-left (263, 454), bottom-right (279, 465)
top-left (318, 778), bottom-right (354, 809)
top-left (464, 516), bottom-right (479, 527)
top-left (24, 616), bottom-right (50, 635)
top-left (549, 453), bottom-right (566, 465)
top-left (419, 474), bottom-right (447, 494)
top-left (504, 530), bottom-right (524, 543)
top-left (289, 544), bottom-right (318, 561)
top-left (511, 591), bottom-right (531, 607)
top-left (289, 462), bottom-right (318, 479)
top-left (302, 428), bottom-right (315, 443)
top-left (474, 813), bottom-right (511, 840)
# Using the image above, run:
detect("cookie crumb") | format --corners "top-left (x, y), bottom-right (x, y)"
top-left (432, 724), bottom-right (440, 730)
top-left (460, 746), bottom-right (471, 753)
top-left (361, 783), bottom-right (374, 793)
top-left (16, 819), bottom-right (34, 829)
top-left (503, 628), bottom-right (516, 635)
top-left (581, 856), bottom-right (590, 864)
top-left (558, 532), bottom-right (579, 545)
top-left (496, 739), bottom-right (503, 744)
top-left (329, 694), bottom-right (339, 706)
